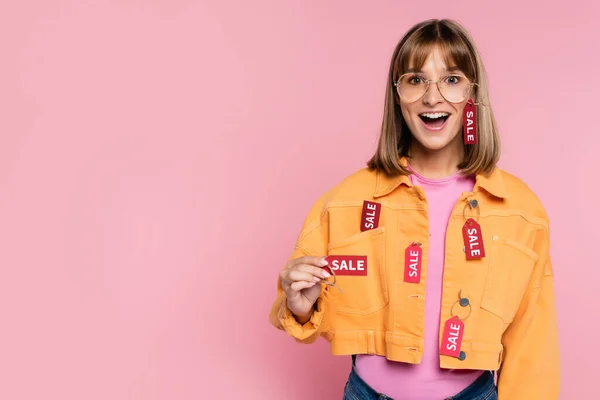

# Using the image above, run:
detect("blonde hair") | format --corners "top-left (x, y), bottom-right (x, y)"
top-left (367, 19), bottom-right (500, 176)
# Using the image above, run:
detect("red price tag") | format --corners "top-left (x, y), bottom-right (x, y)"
top-left (404, 243), bottom-right (422, 283)
top-left (462, 219), bottom-right (485, 260)
top-left (324, 256), bottom-right (368, 276)
top-left (361, 200), bottom-right (381, 232)
top-left (440, 316), bottom-right (464, 358)
top-left (463, 99), bottom-right (477, 145)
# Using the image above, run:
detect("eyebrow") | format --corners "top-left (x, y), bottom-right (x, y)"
top-left (406, 66), bottom-right (463, 73)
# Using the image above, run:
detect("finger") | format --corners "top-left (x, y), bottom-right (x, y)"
top-left (290, 280), bottom-right (317, 292)
top-left (279, 270), bottom-right (292, 291)
top-left (289, 255), bottom-right (328, 268)
top-left (286, 270), bottom-right (322, 284)
top-left (295, 263), bottom-right (331, 279)
top-left (279, 269), bottom-right (318, 288)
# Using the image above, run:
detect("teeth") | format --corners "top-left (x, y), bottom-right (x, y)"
top-left (420, 112), bottom-right (449, 119)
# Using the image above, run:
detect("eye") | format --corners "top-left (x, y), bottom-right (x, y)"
top-left (445, 75), bottom-right (463, 85)
top-left (407, 75), bottom-right (425, 85)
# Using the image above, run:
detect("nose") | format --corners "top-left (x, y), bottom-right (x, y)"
top-left (422, 81), bottom-right (444, 106)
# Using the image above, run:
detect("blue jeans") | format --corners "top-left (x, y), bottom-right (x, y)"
top-left (343, 355), bottom-right (498, 400)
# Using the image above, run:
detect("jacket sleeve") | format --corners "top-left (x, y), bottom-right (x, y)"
top-left (268, 197), bottom-right (334, 344)
top-left (497, 224), bottom-right (560, 399)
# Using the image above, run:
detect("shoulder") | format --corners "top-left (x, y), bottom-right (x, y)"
top-left (496, 168), bottom-right (549, 225)
top-left (320, 167), bottom-right (379, 203)
top-left (304, 168), bottom-right (379, 218)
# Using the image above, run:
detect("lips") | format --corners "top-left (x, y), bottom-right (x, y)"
top-left (419, 113), bottom-right (450, 131)
top-left (420, 111), bottom-right (449, 122)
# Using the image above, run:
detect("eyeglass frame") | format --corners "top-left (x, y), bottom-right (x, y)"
top-left (393, 73), bottom-right (479, 104)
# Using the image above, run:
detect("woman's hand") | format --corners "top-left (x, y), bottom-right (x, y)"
top-left (279, 256), bottom-right (331, 323)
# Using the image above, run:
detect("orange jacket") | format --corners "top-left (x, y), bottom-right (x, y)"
top-left (269, 158), bottom-right (560, 399)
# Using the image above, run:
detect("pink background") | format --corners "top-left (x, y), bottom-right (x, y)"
top-left (0, 1), bottom-right (598, 399)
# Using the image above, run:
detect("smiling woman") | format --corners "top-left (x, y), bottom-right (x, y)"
top-left (269, 18), bottom-right (559, 400)
top-left (369, 20), bottom-right (499, 178)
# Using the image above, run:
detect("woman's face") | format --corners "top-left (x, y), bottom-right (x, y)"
top-left (399, 47), bottom-right (470, 154)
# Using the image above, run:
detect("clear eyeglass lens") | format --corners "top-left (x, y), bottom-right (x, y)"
top-left (396, 74), bottom-right (470, 103)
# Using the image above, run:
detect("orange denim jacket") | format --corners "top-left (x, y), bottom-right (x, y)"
top-left (268, 159), bottom-right (560, 399)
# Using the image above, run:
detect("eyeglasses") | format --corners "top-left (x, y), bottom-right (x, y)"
top-left (394, 73), bottom-right (478, 104)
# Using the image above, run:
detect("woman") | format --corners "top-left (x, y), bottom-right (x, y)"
top-left (268, 19), bottom-right (559, 400)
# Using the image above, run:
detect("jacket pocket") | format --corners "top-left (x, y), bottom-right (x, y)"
top-left (327, 227), bottom-right (387, 315)
top-left (480, 236), bottom-right (538, 323)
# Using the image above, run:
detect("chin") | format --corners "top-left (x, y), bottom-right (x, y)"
top-left (412, 135), bottom-right (456, 152)
top-left (409, 119), bottom-right (463, 153)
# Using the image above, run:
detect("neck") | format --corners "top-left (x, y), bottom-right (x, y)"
top-left (408, 138), bottom-right (464, 179)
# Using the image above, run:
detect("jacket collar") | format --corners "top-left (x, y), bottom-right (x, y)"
top-left (373, 157), bottom-right (510, 199)
top-left (473, 167), bottom-right (510, 199)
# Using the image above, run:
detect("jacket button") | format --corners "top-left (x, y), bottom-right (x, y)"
top-left (459, 298), bottom-right (470, 307)
top-left (458, 351), bottom-right (466, 361)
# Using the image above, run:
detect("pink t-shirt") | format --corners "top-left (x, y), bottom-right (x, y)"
top-left (354, 165), bottom-right (482, 400)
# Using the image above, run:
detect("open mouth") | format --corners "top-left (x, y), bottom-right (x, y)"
top-left (419, 112), bottom-right (450, 130)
